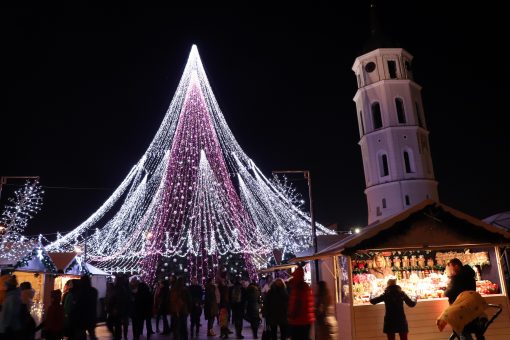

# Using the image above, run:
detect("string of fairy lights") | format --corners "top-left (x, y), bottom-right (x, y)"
top-left (45, 45), bottom-right (335, 281)
top-left (0, 180), bottom-right (45, 263)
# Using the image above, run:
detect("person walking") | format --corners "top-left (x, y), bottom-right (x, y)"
top-left (230, 277), bottom-right (245, 339)
top-left (370, 278), bottom-right (417, 340)
top-left (107, 276), bottom-right (132, 340)
top-left (0, 275), bottom-right (22, 339)
top-left (19, 281), bottom-right (37, 340)
top-left (245, 281), bottom-right (261, 339)
top-left (287, 267), bottom-right (314, 340)
top-left (188, 277), bottom-right (203, 338)
top-left (204, 277), bottom-right (219, 337)
top-left (154, 279), bottom-right (170, 334)
top-left (315, 281), bottom-right (337, 340)
top-left (169, 277), bottom-right (191, 340)
top-left (80, 275), bottom-right (98, 340)
top-left (138, 281), bottom-right (155, 339)
top-left (263, 278), bottom-right (288, 340)
top-left (37, 289), bottom-right (65, 340)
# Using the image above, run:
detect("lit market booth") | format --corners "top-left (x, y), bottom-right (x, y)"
top-left (47, 252), bottom-right (110, 299)
top-left (291, 200), bottom-right (510, 340)
top-left (0, 241), bottom-right (57, 324)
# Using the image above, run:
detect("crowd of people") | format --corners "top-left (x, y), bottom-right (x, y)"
top-left (0, 273), bottom-right (98, 340)
top-left (103, 265), bottom-right (337, 340)
top-left (0, 256), bottom-right (484, 340)
top-left (0, 264), bottom-right (336, 340)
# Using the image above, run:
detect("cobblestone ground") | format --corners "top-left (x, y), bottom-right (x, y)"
top-left (95, 315), bottom-right (267, 340)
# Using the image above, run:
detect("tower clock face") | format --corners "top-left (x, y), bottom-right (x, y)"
top-left (365, 62), bottom-right (376, 73)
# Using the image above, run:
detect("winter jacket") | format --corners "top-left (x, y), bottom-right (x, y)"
top-left (370, 284), bottom-right (417, 334)
top-left (263, 284), bottom-right (288, 325)
top-left (445, 264), bottom-right (476, 304)
top-left (0, 288), bottom-right (22, 333)
top-left (287, 267), bottom-right (315, 326)
top-left (204, 283), bottom-right (219, 320)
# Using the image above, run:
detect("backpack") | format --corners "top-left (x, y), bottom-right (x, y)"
top-left (231, 285), bottom-right (242, 304)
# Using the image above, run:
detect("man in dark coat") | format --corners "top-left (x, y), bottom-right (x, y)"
top-left (188, 277), bottom-right (203, 338)
top-left (445, 258), bottom-right (476, 304)
top-left (204, 277), bottom-right (219, 337)
top-left (263, 278), bottom-right (288, 340)
top-left (80, 275), bottom-right (98, 340)
top-left (444, 258), bottom-right (477, 339)
top-left (230, 277), bottom-right (246, 339)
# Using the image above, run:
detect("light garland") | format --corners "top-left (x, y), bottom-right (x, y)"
top-left (45, 45), bottom-right (335, 282)
top-left (0, 180), bottom-right (44, 263)
top-left (0, 180), bottom-right (44, 239)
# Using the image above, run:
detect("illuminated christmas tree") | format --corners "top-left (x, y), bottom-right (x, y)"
top-left (46, 45), bottom-right (334, 283)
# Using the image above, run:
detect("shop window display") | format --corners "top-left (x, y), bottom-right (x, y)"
top-left (349, 248), bottom-right (500, 305)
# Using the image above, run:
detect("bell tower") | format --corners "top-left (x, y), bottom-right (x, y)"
top-left (352, 3), bottom-right (439, 224)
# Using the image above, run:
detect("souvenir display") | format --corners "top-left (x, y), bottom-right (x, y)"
top-left (350, 249), bottom-right (499, 305)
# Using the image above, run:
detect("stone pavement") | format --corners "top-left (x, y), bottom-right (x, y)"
top-left (95, 316), bottom-right (265, 340)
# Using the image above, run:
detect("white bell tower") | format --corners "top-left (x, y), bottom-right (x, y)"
top-left (352, 6), bottom-right (439, 224)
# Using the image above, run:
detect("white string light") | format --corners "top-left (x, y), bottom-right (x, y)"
top-left (45, 45), bottom-right (335, 279)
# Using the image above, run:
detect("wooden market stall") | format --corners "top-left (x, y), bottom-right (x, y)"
top-left (48, 252), bottom-right (110, 320)
top-left (291, 200), bottom-right (510, 340)
top-left (47, 252), bottom-right (110, 299)
top-left (0, 241), bottom-right (57, 324)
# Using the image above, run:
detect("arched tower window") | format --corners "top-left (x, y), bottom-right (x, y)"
top-left (403, 150), bottom-right (412, 173)
top-left (379, 153), bottom-right (389, 177)
top-left (395, 98), bottom-right (406, 124)
top-left (372, 102), bottom-right (383, 130)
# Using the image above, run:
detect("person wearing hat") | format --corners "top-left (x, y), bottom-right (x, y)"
top-left (370, 278), bottom-right (417, 340)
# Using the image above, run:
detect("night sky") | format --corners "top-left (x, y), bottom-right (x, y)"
top-left (2, 3), bottom-right (509, 239)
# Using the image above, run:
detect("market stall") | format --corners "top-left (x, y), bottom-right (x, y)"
top-left (48, 252), bottom-right (110, 298)
top-left (0, 241), bottom-right (57, 324)
top-left (48, 252), bottom-right (110, 320)
top-left (292, 200), bottom-right (510, 340)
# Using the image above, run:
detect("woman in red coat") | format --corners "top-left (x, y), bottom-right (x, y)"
top-left (287, 266), bottom-right (315, 340)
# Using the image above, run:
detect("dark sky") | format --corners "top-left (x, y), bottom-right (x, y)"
top-left (2, 3), bottom-right (509, 238)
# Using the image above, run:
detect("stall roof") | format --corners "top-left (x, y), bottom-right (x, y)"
top-left (290, 200), bottom-right (510, 262)
top-left (0, 240), bottom-right (56, 274)
top-left (47, 252), bottom-right (110, 276)
top-left (258, 263), bottom-right (297, 274)
top-left (47, 252), bottom-right (77, 272)
top-left (83, 263), bottom-right (110, 276)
